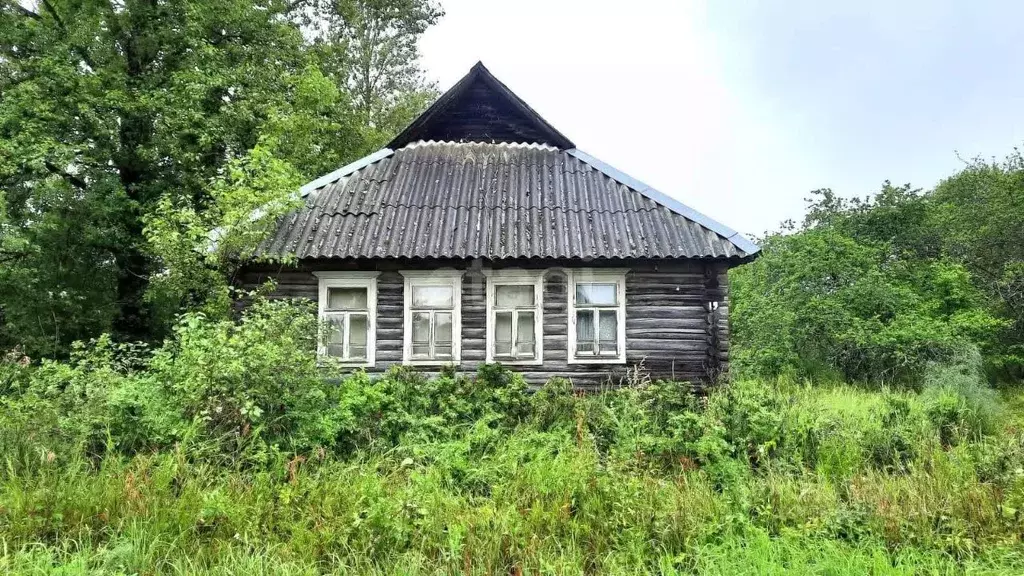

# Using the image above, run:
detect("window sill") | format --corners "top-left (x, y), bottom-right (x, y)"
top-left (318, 359), bottom-right (375, 369)
top-left (402, 359), bottom-right (461, 367)
top-left (567, 356), bottom-right (627, 365)
top-left (488, 358), bottom-right (544, 366)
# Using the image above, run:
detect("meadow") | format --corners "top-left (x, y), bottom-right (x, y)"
top-left (1, 301), bottom-right (1022, 574)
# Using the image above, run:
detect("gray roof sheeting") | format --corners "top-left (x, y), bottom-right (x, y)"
top-left (260, 142), bottom-right (758, 261)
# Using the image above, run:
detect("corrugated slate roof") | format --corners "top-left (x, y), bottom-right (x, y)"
top-left (259, 141), bottom-right (757, 261)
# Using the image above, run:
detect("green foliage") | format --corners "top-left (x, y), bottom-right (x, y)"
top-left (143, 142), bottom-right (303, 322)
top-left (732, 155), bottom-right (1024, 383)
top-left (0, 0), bottom-right (440, 356)
top-left (921, 349), bottom-right (1005, 447)
top-left (2, 350), bottom-right (1024, 573)
top-left (151, 297), bottom-right (345, 455)
top-left (2, 298), bottom-right (1023, 572)
top-left (331, 362), bottom-right (530, 453)
top-left (931, 152), bottom-right (1024, 376)
top-left (732, 187), bottom-right (1008, 383)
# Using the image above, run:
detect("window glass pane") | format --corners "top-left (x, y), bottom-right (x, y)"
top-left (494, 312), bottom-right (513, 356)
top-left (412, 285), bottom-right (453, 308)
top-left (323, 315), bottom-right (348, 356)
top-left (327, 287), bottom-right (367, 310)
top-left (576, 310), bottom-right (595, 353)
top-left (434, 312), bottom-right (452, 343)
top-left (495, 284), bottom-right (534, 307)
top-left (412, 343), bottom-right (430, 356)
top-left (323, 315), bottom-right (344, 357)
top-left (434, 345), bottom-right (453, 358)
top-left (516, 341), bottom-right (535, 358)
top-left (349, 314), bottom-right (368, 359)
top-left (598, 310), bottom-right (618, 354)
top-left (576, 283), bottom-right (616, 305)
top-left (325, 315), bottom-right (345, 344)
top-left (412, 312), bottom-right (430, 344)
top-left (516, 312), bottom-right (535, 344)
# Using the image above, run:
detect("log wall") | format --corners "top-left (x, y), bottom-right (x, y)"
top-left (236, 258), bottom-right (731, 389)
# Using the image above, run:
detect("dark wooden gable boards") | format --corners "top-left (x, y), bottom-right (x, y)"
top-left (388, 61), bottom-right (575, 150)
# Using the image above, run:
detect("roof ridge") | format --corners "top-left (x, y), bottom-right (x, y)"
top-left (404, 140), bottom-right (560, 151)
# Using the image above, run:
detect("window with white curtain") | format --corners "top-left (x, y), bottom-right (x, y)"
top-left (485, 270), bottom-right (543, 364)
top-left (401, 271), bottom-right (462, 364)
top-left (313, 271), bottom-right (379, 366)
top-left (568, 269), bottom-right (627, 364)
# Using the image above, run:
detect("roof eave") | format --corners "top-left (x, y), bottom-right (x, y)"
top-left (299, 148), bottom-right (394, 196)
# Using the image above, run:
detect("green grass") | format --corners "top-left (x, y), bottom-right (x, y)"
top-left (2, 380), bottom-right (1023, 575)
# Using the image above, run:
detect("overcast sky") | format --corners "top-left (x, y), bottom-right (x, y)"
top-left (418, 0), bottom-right (1024, 238)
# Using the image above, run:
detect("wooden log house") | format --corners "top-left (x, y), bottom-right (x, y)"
top-left (240, 62), bottom-right (759, 388)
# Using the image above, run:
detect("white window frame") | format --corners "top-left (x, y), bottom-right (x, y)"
top-left (484, 269), bottom-right (544, 366)
top-left (401, 270), bottom-right (462, 366)
top-left (567, 268), bottom-right (628, 365)
top-left (313, 271), bottom-right (379, 367)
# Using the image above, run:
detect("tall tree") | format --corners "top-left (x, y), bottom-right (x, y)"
top-left (310, 0), bottom-right (442, 148)
top-left (931, 152), bottom-right (1024, 376)
top-left (0, 0), bottom-right (438, 357)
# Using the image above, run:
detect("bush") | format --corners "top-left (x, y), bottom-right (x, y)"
top-left (333, 363), bottom-right (530, 451)
top-left (3, 337), bottom-right (178, 457)
top-left (150, 298), bottom-right (348, 455)
top-left (863, 396), bottom-right (921, 471)
top-left (2, 297), bottom-right (350, 460)
top-left (2, 329), bottom-right (1023, 574)
top-left (921, 348), bottom-right (1004, 447)
top-left (731, 188), bottom-right (1007, 384)
top-left (528, 377), bottom-right (578, 431)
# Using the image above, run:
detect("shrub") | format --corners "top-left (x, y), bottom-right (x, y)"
top-left (334, 363), bottom-right (530, 451)
top-left (706, 379), bottom-right (788, 468)
top-left (150, 297), bottom-right (349, 456)
top-left (921, 348), bottom-right (1004, 447)
top-left (3, 337), bottom-right (179, 457)
top-left (731, 195), bottom-right (1006, 385)
top-left (2, 297), bottom-right (352, 461)
top-left (528, 377), bottom-right (578, 431)
top-left (863, 396), bottom-right (921, 471)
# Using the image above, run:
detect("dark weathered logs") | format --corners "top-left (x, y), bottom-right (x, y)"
top-left (237, 259), bottom-right (730, 387)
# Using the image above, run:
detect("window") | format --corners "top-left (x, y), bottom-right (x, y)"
top-left (401, 271), bottom-right (462, 364)
top-left (313, 271), bottom-right (379, 366)
top-left (485, 270), bottom-right (543, 364)
top-left (568, 269), bottom-right (627, 364)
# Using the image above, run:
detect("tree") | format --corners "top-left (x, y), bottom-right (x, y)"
top-left (144, 141), bottom-right (302, 324)
top-left (931, 151), bottom-right (1024, 376)
top-left (0, 0), bottom-right (438, 357)
top-left (310, 0), bottom-right (443, 147)
top-left (731, 188), bottom-right (1006, 383)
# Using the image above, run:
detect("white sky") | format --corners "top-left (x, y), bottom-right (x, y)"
top-left (418, 0), bottom-right (1024, 238)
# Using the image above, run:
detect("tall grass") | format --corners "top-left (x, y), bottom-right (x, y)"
top-left (2, 302), bottom-right (1023, 574)
top-left (2, 381), bottom-right (1024, 574)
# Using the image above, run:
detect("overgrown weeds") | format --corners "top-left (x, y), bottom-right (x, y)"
top-left (1, 299), bottom-right (1023, 574)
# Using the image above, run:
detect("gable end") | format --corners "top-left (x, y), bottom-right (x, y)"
top-left (388, 61), bottom-right (575, 150)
